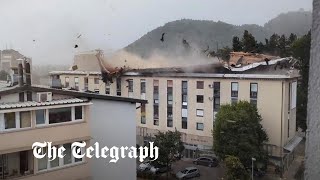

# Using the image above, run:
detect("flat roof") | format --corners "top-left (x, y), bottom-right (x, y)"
top-left (0, 85), bottom-right (147, 104)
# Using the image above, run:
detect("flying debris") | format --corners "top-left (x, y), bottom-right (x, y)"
top-left (202, 45), bottom-right (209, 53)
top-left (160, 33), bottom-right (165, 42)
top-left (182, 39), bottom-right (191, 49)
top-left (77, 34), bottom-right (82, 38)
top-left (33, 40), bottom-right (35, 42)
top-left (264, 58), bottom-right (270, 65)
top-left (74, 44), bottom-right (78, 48)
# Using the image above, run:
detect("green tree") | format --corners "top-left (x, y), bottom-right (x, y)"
top-left (268, 33), bottom-right (280, 55)
top-left (217, 46), bottom-right (232, 61)
top-left (288, 33), bottom-right (298, 45)
top-left (213, 101), bottom-right (268, 169)
top-left (279, 35), bottom-right (287, 57)
top-left (291, 31), bottom-right (311, 131)
top-left (232, 36), bottom-right (243, 52)
top-left (154, 130), bottom-right (184, 176)
top-left (225, 155), bottom-right (249, 180)
top-left (242, 30), bottom-right (256, 53)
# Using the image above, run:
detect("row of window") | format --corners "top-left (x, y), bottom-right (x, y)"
top-left (38, 142), bottom-right (84, 172)
top-left (64, 77), bottom-right (100, 90)
top-left (0, 106), bottom-right (83, 131)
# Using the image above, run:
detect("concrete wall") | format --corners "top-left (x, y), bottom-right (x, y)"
top-left (305, 1), bottom-right (320, 178)
top-left (89, 99), bottom-right (136, 180)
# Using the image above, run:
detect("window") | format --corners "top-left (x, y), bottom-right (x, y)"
top-left (167, 107), bottom-right (173, 119)
top-left (182, 81), bottom-right (188, 94)
top-left (116, 78), bottom-right (121, 96)
top-left (63, 143), bottom-right (72, 165)
top-left (214, 97), bottom-right (220, 110)
top-left (154, 80), bottom-right (159, 104)
top-left (196, 109), bottom-right (204, 117)
top-left (231, 82), bottom-right (238, 103)
top-left (182, 108), bottom-right (188, 118)
top-left (154, 105), bottom-right (159, 120)
top-left (182, 94), bottom-right (188, 103)
top-left (213, 82), bottom-right (220, 96)
top-left (74, 144), bottom-right (83, 162)
top-left (36, 109), bottom-right (46, 125)
top-left (250, 83), bottom-right (258, 107)
top-left (141, 79), bottom-right (146, 94)
top-left (84, 77), bottom-right (89, 91)
top-left (50, 146), bottom-right (60, 168)
top-left (65, 77), bottom-right (69, 87)
top-left (4, 112), bottom-right (15, 129)
top-left (196, 123), bottom-right (204, 131)
top-left (197, 95), bottom-right (204, 103)
top-left (197, 81), bottom-right (204, 89)
top-left (213, 82), bottom-right (221, 111)
top-left (94, 78), bottom-right (100, 84)
top-left (74, 77), bottom-right (79, 90)
top-left (182, 117), bottom-right (187, 129)
top-left (20, 111), bottom-right (31, 128)
top-left (167, 119), bottom-right (173, 127)
top-left (49, 107), bottom-right (72, 124)
top-left (167, 80), bottom-right (173, 106)
top-left (75, 106), bottom-right (83, 120)
top-left (38, 147), bottom-right (48, 171)
top-left (231, 82), bottom-right (238, 97)
top-left (141, 104), bottom-right (146, 124)
top-left (128, 79), bottom-right (133, 92)
top-left (250, 83), bottom-right (258, 98)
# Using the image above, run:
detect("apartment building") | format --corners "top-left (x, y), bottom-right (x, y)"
top-left (0, 49), bottom-right (32, 86)
top-left (50, 52), bottom-right (301, 170)
top-left (0, 62), bottom-right (146, 180)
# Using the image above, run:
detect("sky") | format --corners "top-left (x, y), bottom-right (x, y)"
top-left (0, 0), bottom-right (312, 65)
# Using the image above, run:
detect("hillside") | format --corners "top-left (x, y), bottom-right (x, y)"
top-left (124, 10), bottom-right (311, 58)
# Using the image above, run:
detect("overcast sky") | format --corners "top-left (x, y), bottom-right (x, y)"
top-left (0, 0), bottom-right (312, 65)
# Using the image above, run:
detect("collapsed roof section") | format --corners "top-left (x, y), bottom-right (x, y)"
top-left (59, 50), bottom-right (299, 85)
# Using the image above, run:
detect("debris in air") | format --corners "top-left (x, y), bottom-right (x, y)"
top-left (77, 34), bottom-right (82, 38)
top-left (74, 44), bottom-right (78, 48)
top-left (160, 33), bottom-right (165, 42)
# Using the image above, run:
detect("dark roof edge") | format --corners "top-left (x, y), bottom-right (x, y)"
top-left (0, 85), bottom-right (147, 104)
top-left (30, 86), bottom-right (147, 104)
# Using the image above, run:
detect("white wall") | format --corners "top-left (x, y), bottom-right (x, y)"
top-left (89, 99), bottom-right (137, 180)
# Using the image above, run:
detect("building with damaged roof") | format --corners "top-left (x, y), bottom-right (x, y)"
top-left (50, 51), bottom-right (301, 172)
top-left (0, 60), bottom-right (146, 180)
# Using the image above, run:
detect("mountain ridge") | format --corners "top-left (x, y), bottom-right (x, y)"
top-left (124, 10), bottom-right (312, 58)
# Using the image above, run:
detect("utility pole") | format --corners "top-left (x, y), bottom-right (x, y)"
top-left (251, 157), bottom-right (256, 180)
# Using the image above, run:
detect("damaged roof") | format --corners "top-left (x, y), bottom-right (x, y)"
top-left (229, 52), bottom-right (278, 66)
top-left (124, 57), bottom-right (299, 79)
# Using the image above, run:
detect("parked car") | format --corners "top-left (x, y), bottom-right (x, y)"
top-left (176, 167), bottom-right (200, 179)
top-left (138, 161), bottom-right (152, 171)
top-left (149, 163), bottom-right (170, 174)
top-left (193, 156), bottom-right (219, 167)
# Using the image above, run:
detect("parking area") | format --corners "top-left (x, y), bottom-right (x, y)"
top-left (171, 158), bottom-right (225, 180)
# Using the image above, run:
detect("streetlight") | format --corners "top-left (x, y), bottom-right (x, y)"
top-left (251, 157), bottom-right (256, 180)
